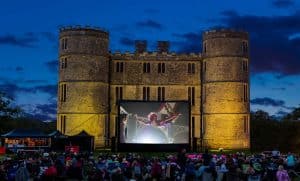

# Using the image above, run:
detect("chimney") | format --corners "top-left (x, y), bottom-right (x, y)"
top-left (157, 41), bottom-right (170, 53)
top-left (135, 40), bottom-right (147, 53)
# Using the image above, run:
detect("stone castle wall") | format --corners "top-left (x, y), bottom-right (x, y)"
top-left (202, 30), bottom-right (250, 149)
top-left (57, 27), bottom-right (250, 149)
top-left (58, 27), bottom-right (110, 147)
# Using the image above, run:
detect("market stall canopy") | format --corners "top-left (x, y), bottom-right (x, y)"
top-left (48, 130), bottom-right (68, 138)
top-left (71, 130), bottom-right (93, 137)
top-left (1, 129), bottom-right (49, 138)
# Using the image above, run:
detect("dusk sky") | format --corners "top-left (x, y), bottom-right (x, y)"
top-left (0, 0), bottom-right (300, 121)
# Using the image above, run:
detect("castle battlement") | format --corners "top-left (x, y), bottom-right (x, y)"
top-left (111, 51), bottom-right (201, 61)
top-left (59, 25), bottom-right (109, 33)
top-left (59, 25), bottom-right (109, 39)
top-left (203, 29), bottom-right (248, 40)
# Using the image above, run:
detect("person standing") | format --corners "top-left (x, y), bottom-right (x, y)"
top-left (15, 162), bottom-right (30, 181)
top-left (276, 165), bottom-right (290, 181)
top-left (120, 115), bottom-right (128, 143)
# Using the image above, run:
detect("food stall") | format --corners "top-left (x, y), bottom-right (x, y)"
top-left (1, 129), bottom-right (50, 152)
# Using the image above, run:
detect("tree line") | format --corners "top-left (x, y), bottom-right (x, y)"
top-left (251, 107), bottom-right (300, 152)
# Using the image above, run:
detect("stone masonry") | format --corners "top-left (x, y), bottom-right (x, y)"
top-left (57, 26), bottom-right (250, 149)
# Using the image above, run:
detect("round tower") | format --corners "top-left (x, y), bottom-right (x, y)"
top-left (57, 26), bottom-right (110, 148)
top-left (202, 29), bottom-right (250, 149)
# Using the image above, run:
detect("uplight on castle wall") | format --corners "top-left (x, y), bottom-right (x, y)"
top-left (57, 26), bottom-right (250, 149)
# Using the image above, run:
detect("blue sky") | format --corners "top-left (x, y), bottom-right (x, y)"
top-left (0, 0), bottom-right (300, 120)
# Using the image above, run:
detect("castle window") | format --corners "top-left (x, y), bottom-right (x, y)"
top-left (188, 63), bottom-right (195, 74)
top-left (157, 87), bottom-right (165, 101)
top-left (203, 85), bottom-right (206, 103)
top-left (201, 116), bottom-right (206, 135)
top-left (188, 87), bottom-right (195, 106)
top-left (143, 63), bottom-right (150, 73)
top-left (243, 84), bottom-right (248, 102)
top-left (203, 61), bottom-right (206, 72)
top-left (143, 87), bottom-right (150, 101)
top-left (158, 63), bottom-right (165, 73)
top-left (61, 58), bottom-right (67, 69)
top-left (61, 38), bottom-right (68, 50)
top-left (116, 62), bottom-right (124, 73)
top-left (242, 60), bottom-right (248, 72)
top-left (60, 83), bottom-right (67, 102)
top-left (191, 116), bottom-right (195, 138)
top-left (203, 42), bottom-right (207, 53)
top-left (60, 115), bottom-right (66, 134)
top-left (242, 42), bottom-right (248, 54)
top-left (115, 87), bottom-right (123, 101)
top-left (244, 116), bottom-right (249, 134)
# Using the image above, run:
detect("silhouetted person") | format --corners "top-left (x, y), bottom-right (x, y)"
top-left (202, 148), bottom-right (212, 166)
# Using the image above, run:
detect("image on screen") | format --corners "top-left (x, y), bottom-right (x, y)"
top-left (119, 101), bottom-right (189, 144)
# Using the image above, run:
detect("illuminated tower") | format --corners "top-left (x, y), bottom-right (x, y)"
top-left (202, 30), bottom-right (250, 149)
top-left (57, 26), bottom-right (110, 148)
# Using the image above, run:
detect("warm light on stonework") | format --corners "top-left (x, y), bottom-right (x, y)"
top-left (57, 27), bottom-right (250, 149)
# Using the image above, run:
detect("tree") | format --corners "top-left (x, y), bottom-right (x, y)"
top-left (282, 107), bottom-right (300, 121)
top-left (250, 110), bottom-right (279, 151)
top-left (0, 92), bottom-right (56, 134)
top-left (251, 106), bottom-right (300, 152)
top-left (0, 92), bottom-right (22, 117)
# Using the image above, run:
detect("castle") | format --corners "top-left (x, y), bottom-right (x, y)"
top-left (57, 26), bottom-right (250, 150)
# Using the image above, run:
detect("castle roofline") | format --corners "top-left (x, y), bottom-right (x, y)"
top-left (59, 25), bottom-right (109, 34)
top-left (203, 28), bottom-right (248, 40)
top-left (111, 51), bottom-right (201, 60)
top-left (204, 28), bottom-right (248, 34)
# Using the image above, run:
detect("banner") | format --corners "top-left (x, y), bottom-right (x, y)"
top-left (65, 146), bottom-right (79, 153)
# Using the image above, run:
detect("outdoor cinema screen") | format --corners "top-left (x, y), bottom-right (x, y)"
top-left (119, 101), bottom-right (189, 144)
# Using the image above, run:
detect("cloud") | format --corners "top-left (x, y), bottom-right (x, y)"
top-left (250, 97), bottom-right (294, 110)
top-left (144, 9), bottom-right (159, 14)
top-left (283, 81), bottom-right (294, 86)
top-left (136, 19), bottom-right (163, 30)
top-left (45, 60), bottom-right (58, 73)
top-left (25, 80), bottom-right (48, 84)
top-left (15, 66), bottom-right (23, 72)
top-left (272, 0), bottom-right (294, 8)
top-left (0, 83), bottom-right (57, 98)
top-left (35, 102), bottom-right (57, 115)
top-left (220, 10), bottom-right (239, 17)
top-left (219, 10), bottom-right (300, 76)
top-left (0, 32), bottom-right (56, 48)
top-left (0, 66), bottom-right (24, 72)
top-left (22, 101), bottom-right (57, 121)
top-left (271, 87), bottom-right (286, 91)
top-left (40, 32), bottom-right (56, 42)
top-left (276, 110), bottom-right (289, 116)
top-left (0, 33), bottom-right (38, 48)
top-left (0, 83), bottom-right (32, 98)
top-left (173, 32), bottom-right (202, 53)
top-left (119, 37), bottom-right (135, 47)
top-left (251, 97), bottom-right (285, 107)
top-left (35, 85), bottom-right (57, 97)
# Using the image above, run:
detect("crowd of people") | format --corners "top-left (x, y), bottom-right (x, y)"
top-left (0, 148), bottom-right (299, 180)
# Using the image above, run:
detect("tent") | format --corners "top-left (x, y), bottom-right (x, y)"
top-left (48, 130), bottom-right (68, 151)
top-left (68, 130), bottom-right (94, 152)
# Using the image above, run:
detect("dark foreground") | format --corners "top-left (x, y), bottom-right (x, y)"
top-left (0, 149), bottom-right (298, 180)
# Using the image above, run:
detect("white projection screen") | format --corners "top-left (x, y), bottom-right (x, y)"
top-left (118, 101), bottom-right (190, 144)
